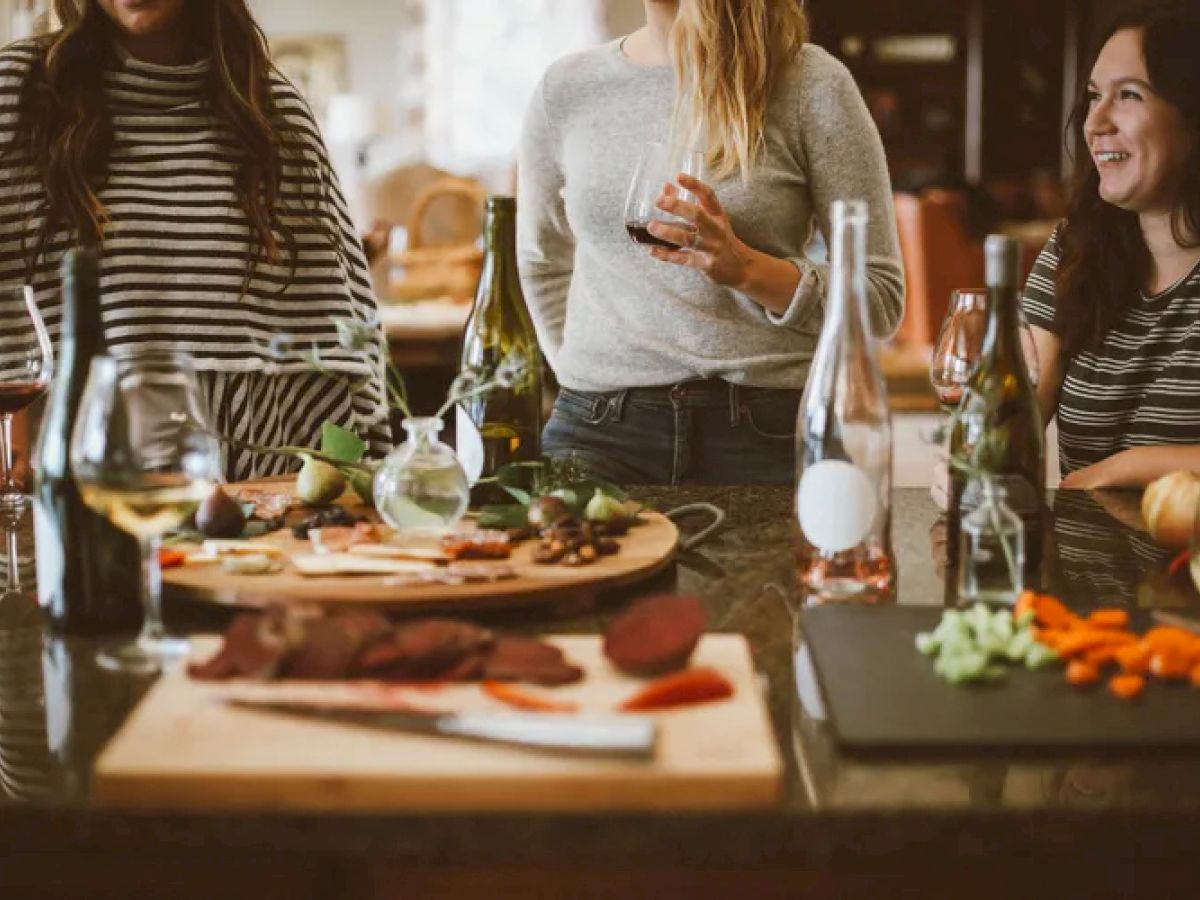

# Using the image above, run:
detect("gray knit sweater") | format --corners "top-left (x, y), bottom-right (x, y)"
top-left (517, 40), bottom-right (904, 392)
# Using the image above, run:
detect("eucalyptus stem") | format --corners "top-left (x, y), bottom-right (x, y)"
top-left (215, 434), bottom-right (375, 475)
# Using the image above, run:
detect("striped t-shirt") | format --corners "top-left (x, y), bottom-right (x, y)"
top-left (0, 40), bottom-right (388, 480)
top-left (1022, 227), bottom-right (1200, 475)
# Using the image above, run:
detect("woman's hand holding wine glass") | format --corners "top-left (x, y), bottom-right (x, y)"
top-left (0, 286), bottom-right (53, 510)
top-left (70, 351), bottom-right (219, 674)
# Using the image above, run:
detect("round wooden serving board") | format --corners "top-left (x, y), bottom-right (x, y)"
top-left (163, 478), bottom-right (678, 615)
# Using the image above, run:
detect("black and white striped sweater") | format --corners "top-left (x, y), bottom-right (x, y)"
top-left (1022, 227), bottom-right (1200, 476)
top-left (0, 39), bottom-right (388, 480)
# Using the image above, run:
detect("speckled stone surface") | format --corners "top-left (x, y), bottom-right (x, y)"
top-left (2, 487), bottom-right (1199, 872)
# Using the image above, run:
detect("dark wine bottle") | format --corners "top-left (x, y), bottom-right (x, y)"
top-left (947, 235), bottom-right (1045, 582)
top-left (33, 247), bottom-right (141, 634)
top-left (456, 196), bottom-right (543, 506)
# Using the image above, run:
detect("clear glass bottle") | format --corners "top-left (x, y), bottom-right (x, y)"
top-left (795, 199), bottom-right (895, 602)
top-left (374, 417), bottom-right (470, 535)
top-left (957, 477), bottom-right (1025, 605)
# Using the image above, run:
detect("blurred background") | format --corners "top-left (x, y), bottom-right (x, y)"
top-left (0, 0), bottom-right (1143, 484)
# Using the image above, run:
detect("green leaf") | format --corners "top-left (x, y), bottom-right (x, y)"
top-left (320, 422), bottom-right (366, 464)
top-left (476, 503), bottom-right (532, 530)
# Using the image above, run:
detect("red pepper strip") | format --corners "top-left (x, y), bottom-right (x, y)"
top-left (481, 680), bottom-right (579, 713)
top-left (1167, 550), bottom-right (1190, 578)
top-left (618, 667), bottom-right (734, 712)
top-left (158, 548), bottom-right (187, 569)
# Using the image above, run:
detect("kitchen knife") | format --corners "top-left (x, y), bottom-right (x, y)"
top-left (227, 698), bottom-right (658, 759)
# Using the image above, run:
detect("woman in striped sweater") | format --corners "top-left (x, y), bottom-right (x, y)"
top-left (0, 0), bottom-right (388, 482)
top-left (1023, 0), bottom-right (1200, 489)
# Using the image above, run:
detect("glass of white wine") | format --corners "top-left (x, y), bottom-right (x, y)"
top-left (70, 352), bottom-right (219, 673)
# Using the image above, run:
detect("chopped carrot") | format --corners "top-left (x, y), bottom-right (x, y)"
top-left (1167, 550), bottom-right (1190, 578)
top-left (1032, 594), bottom-right (1079, 630)
top-left (1087, 608), bottom-right (1130, 630)
top-left (1014, 589), bottom-right (1037, 620)
top-left (1144, 626), bottom-right (1200, 653)
top-left (481, 680), bottom-right (579, 714)
top-left (1191, 664), bottom-right (1200, 689)
top-left (1114, 643), bottom-right (1152, 675)
top-left (1150, 648), bottom-right (1195, 681)
top-left (1109, 674), bottom-right (1146, 700)
top-left (158, 548), bottom-right (187, 569)
top-left (1066, 659), bottom-right (1101, 686)
top-left (1054, 630), bottom-right (1136, 659)
top-left (618, 667), bottom-right (734, 712)
top-left (1082, 646), bottom-right (1121, 669)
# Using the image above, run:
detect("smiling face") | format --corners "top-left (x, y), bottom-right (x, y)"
top-left (1085, 28), bottom-right (1195, 216)
top-left (96, 0), bottom-right (187, 43)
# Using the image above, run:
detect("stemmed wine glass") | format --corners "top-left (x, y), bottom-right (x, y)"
top-left (928, 288), bottom-right (1040, 433)
top-left (623, 140), bottom-right (705, 249)
top-left (0, 286), bottom-right (53, 510)
top-left (70, 351), bottom-right (219, 674)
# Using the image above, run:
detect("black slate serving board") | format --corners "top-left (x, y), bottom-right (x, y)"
top-left (800, 604), bottom-right (1200, 756)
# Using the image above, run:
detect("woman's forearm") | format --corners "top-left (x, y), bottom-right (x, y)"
top-left (733, 243), bottom-right (802, 315)
top-left (1060, 445), bottom-right (1200, 489)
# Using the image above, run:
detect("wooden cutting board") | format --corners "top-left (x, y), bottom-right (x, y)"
top-left (91, 635), bottom-right (782, 812)
top-left (163, 479), bottom-right (678, 614)
top-left (801, 604), bottom-right (1200, 755)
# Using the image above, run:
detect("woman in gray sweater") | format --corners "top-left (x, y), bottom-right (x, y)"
top-left (517, 0), bottom-right (904, 486)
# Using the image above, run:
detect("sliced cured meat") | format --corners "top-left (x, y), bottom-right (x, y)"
top-left (603, 594), bottom-right (707, 676)
top-left (483, 635), bottom-right (584, 686)
top-left (354, 619), bottom-right (494, 680)
top-left (283, 611), bottom-right (392, 680)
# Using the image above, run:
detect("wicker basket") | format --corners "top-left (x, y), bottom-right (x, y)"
top-left (389, 177), bottom-right (487, 302)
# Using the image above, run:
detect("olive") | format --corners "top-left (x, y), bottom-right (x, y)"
top-left (195, 485), bottom-right (247, 538)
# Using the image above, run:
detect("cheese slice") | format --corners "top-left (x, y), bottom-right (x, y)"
top-left (348, 543), bottom-right (450, 563)
top-left (290, 553), bottom-right (437, 577)
top-left (202, 539), bottom-right (285, 558)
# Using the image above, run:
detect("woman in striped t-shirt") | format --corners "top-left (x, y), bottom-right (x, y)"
top-left (1022, 1), bottom-right (1200, 489)
top-left (0, 0), bottom-right (388, 482)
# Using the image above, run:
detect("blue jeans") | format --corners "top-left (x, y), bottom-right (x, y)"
top-left (542, 378), bottom-right (800, 485)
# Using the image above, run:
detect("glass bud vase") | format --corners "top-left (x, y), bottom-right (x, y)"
top-left (373, 417), bottom-right (469, 535)
top-left (957, 477), bottom-right (1025, 605)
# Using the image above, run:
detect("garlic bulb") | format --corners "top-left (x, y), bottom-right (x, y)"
top-left (1141, 470), bottom-right (1200, 550)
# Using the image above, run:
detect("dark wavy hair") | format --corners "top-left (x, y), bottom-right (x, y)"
top-left (9, 0), bottom-right (310, 284)
top-left (1055, 0), bottom-right (1200, 357)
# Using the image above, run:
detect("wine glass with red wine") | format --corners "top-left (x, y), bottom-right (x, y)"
top-left (0, 286), bottom-right (52, 510)
top-left (623, 141), bottom-right (704, 249)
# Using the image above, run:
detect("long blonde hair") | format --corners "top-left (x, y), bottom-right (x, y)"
top-left (670, 0), bottom-right (809, 180)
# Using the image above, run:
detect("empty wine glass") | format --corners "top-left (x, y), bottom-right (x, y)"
top-left (0, 286), bottom-right (53, 510)
top-left (927, 288), bottom-right (1040, 443)
top-left (70, 352), bottom-right (219, 674)
top-left (623, 140), bottom-right (705, 249)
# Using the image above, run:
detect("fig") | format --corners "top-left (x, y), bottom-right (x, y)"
top-left (296, 455), bottom-right (346, 507)
top-left (584, 490), bottom-right (625, 523)
top-left (527, 495), bottom-right (569, 529)
top-left (195, 485), bottom-right (247, 538)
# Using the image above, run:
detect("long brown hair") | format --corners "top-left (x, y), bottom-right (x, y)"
top-left (669, 0), bottom-right (809, 180)
top-left (11, 0), bottom-right (307, 282)
top-left (1055, 0), bottom-right (1200, 357)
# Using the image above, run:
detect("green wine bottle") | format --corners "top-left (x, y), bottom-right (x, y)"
top-left (456, 196), bottom-right (543, 506)
top-left (33, 247), bottom-right (141, 634)
top-left (947, 235), bottom-right (1045, 583)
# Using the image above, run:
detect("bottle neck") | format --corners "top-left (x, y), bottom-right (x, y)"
top-left (402, 416), bottom-right (442, 448)
top-left (479, 207), bottom-right (519, 298)
top-left (827, 209), bottom-right (870, 346)
top-left (980, 280), bottom-right (1022, 365)
top-left (60, 256), bottom-right (107, 361)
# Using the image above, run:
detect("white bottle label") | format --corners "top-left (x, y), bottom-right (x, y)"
top-left (797, 459), bottom-right (877, 552)
top-left (456, 405), bottom-right (484, 484)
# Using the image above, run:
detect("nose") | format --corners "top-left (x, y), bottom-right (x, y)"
top-left (1085, 94), bottom-right (1116, 141)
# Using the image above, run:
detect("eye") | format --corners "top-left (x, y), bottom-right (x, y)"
top-left (1085, 89), bottom-right (1101, 106)
top-left (1119, 88), bottom-right (1144, 101)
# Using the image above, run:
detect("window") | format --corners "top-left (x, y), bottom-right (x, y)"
top-left (424, 0), bottom-right (604, 169)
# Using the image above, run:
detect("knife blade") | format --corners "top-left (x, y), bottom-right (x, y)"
top-left (227, 698), bottom-right (658, 759)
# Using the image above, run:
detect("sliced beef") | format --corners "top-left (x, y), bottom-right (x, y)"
top-left (482, 635), bottom-right (584, 686)
top-left (603, 593), bottom-right (707, 676)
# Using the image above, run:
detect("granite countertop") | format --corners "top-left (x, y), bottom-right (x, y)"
top-left (2, 486), bottom-right (1199, 876)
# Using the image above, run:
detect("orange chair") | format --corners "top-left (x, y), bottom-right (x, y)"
top-left (893, 189), bottom-right (985, 348)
